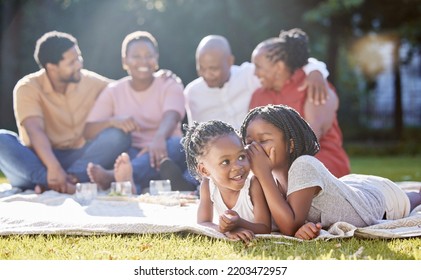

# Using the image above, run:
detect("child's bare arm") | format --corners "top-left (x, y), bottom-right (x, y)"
top-left (221, 177), bottom-right (272, 234)
top-left (247, 141), bottom-right (320, 236)
top-left (197, 179), bottom-right (218, 230)
top-left (219, 210), bottom-right (238, 232)
top-left (232, 216), bottom-right (271, 234)
top-left (245, 177), bottom-right (271, 233)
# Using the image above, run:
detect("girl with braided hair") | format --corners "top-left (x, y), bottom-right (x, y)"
top-left (242, 104), bottom-right (421, 239)
top-left (249, 28), bottom-right (350, 178)
top-left (181, 120), bottom-right (271, 243)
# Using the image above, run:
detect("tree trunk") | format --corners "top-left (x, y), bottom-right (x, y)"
top-left (326, 19), bottom-right (339, 85)
top-left (393, 40), bottom-right (403, 140)
top-left (0, 0), bottom-right (23, 132)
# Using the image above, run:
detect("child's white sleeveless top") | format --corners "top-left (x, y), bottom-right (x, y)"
top-left (209, 176), bottom-right (254, 223)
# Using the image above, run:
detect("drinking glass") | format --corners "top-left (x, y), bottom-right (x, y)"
top-left (110, 181), bottom-right (133, 196)
top-left (149, 180), bottom-right (171, 195)
top-left (75, 183), bottom-right (98, 205)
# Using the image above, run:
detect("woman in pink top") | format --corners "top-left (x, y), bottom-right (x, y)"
top-left (84, 31), bottom-right (196, 194)
top-left (249, 28), bottom-right (350, 178)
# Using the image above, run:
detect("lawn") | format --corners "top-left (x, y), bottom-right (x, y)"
top-left (350, 155), bottom-right (421, 182)
top-left (1, 232), bottom-right (420, 260)
top-left (0, 155), bottom-right (420, 260)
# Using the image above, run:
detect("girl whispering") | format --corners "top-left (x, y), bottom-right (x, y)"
top-left (241, 104), bottom-right (421, 238)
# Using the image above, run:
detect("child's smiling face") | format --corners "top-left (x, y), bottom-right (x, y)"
top-left (198, 133), bottom-right (250, 191)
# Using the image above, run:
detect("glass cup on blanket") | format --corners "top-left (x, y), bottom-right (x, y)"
top-left (149, 180), bottom-right (171, 195)
top-left (110, 181), bottom-right (133, 196)
top-left (75, 183), bottom-right (98, 205)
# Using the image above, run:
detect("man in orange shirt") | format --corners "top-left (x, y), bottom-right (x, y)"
top-left (0, 31), bottom-right (130, 194)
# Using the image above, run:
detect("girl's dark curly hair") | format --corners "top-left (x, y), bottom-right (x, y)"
top-left (240, 104), bottom-right (320, 168)
top-left (254, 28), bottom-right (309, 73)
top-left (181, 120), bottom-right (238, 180)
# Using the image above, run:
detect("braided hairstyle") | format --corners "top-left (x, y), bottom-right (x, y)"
top-left (181, 120), bottom-right (237, 180)
top-left (240, 104), bottom-right (320, 168)
top-left (254, 28), bottom-right (309, 73)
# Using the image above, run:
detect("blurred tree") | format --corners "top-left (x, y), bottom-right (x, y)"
top-left (354, 0), bottom-right (421, 139)
top-left (0, 0), bottom-right (26, 131)
top-left (303, 0), bottom-right (421, 139)
top-left (0, 0), bottom-right (420, 142)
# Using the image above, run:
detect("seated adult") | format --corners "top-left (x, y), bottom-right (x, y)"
top-left (0, 31), bottom-right (130, 194)
top-left (184, 35), bottom-right (330, 130)
top-left (85, 31), bottom-right (195, 194)
top-left (249, 28), bottom-right (350, 178)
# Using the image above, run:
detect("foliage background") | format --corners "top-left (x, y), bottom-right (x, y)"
top-left (1, 0), bottom-right (420, 153)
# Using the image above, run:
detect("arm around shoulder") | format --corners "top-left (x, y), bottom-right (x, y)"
top-left (301, 57), bottom-right (331, 105)
top-left (303, 57), bottom-right (329, 79)
top-left (303, 86), bottom-right (338, 139)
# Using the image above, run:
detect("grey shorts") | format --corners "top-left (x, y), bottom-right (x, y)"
top-left (372, 178), bottom-right (410, 220)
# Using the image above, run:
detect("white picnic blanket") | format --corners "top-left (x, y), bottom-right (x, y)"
top-left (0, 182), bottom-right (420, 241)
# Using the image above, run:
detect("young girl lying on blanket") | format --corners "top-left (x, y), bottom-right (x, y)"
top-left (241, 104), bottom-right (421, 239)
top-left (181, 120), bottom-right (320, 243)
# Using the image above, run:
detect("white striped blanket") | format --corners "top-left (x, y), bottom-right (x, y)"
top-left (0, 182), bottom-right (420, 241)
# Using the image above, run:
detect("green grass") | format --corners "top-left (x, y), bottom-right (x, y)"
top-left (1, 233), bottom-right (420, 260)
top-left (350, 155), bottom-right (421, 181)
top-left (0, 155), bottom-right (420, 260)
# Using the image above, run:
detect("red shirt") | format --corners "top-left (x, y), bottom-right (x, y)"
top-left (249, 69), bottom-right (350, 178)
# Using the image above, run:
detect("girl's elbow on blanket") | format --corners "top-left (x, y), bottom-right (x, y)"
top-left (278, 223), bottom-right (302, 237)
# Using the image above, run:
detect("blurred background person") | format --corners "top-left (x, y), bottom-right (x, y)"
top-left (84, 31), bottom-right (196, 194)
top-left (249, 28), bottom-right (350, 178)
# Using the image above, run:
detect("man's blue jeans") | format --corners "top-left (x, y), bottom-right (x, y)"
top-left (128, 136), bottom-right (191, 194)
top-left (0, 128), bottom-right (131, 190)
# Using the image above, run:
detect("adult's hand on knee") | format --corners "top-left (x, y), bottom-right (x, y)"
top-left (47, 165), bottom-right (68, 193)
top-left (65, 182), bottom-right (76, 194)
top-left (147, 137), bottom-right (167, 169)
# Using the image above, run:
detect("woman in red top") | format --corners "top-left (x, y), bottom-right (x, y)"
top-left (249, 28), bottom-right (350, 178)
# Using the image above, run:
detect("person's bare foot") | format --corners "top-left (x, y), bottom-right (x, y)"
top-left (87, 162), bottom-right (114, 190)
top-left (114, 153), bottom-right (136, 194)
top-left (114, 153), bottom-right (133, 182)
